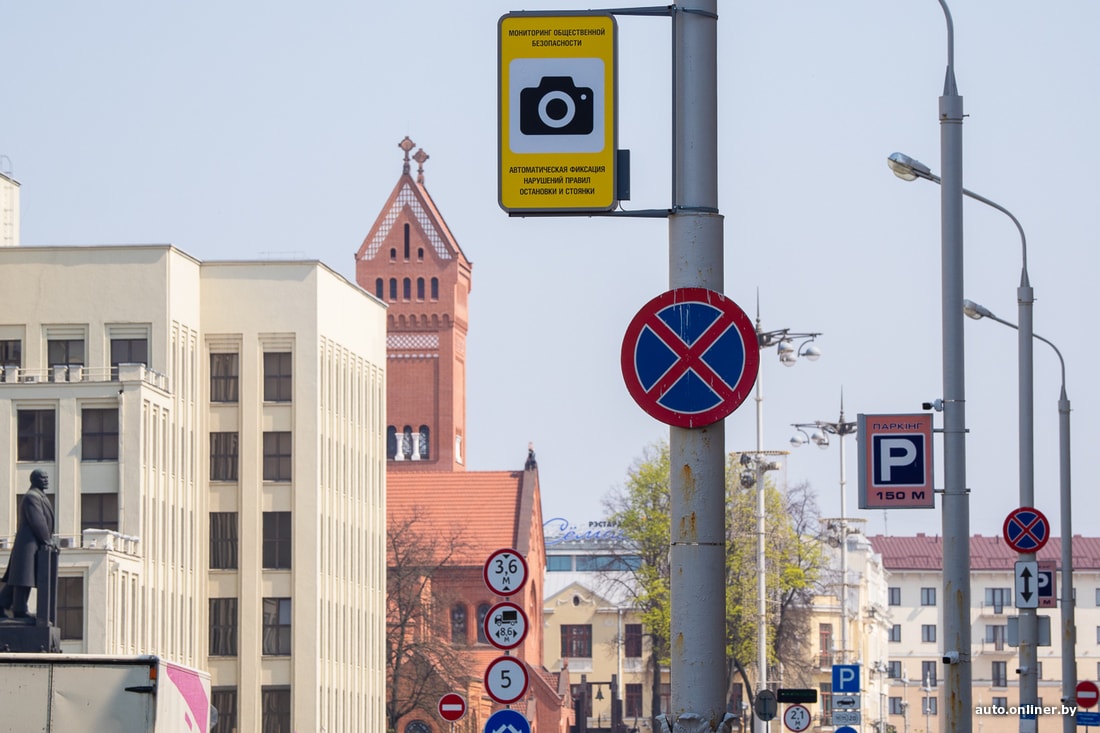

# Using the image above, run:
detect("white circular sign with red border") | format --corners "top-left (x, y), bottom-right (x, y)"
top-left (483, 548), bottom-right (528, 596)
top-left (484, 601), bottom-right (529, 650)
top-left (783, 704), bottom-right (811, 732)
top-left (438, 693), bottom-right (467, 722)
top-left (484, 655), bottom-right (529, 705)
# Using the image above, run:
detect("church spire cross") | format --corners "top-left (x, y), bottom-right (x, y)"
top-left (399, 136), bottom-right (416, 175)
top-left (413, 148), bottom-right (430, 184)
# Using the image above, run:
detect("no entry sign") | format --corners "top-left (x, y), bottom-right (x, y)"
top-left (438, 693), bottom-right (466, 722)
top-left (1078, 680), bottom-right (1099, 709)
top-left (621, 288), bottom-right (758, 428)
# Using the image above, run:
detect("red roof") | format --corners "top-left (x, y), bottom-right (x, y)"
top-left (870, 534), bottom-right (1100, 570)
top-left (388, 470), bottom-right (525, 565)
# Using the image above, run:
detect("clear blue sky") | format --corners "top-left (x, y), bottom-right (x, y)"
top-left (5, 1), bottom-right (1098, 539)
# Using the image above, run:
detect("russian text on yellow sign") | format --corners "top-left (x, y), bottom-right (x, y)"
top-left (499, 13), bottom-right (617, 212)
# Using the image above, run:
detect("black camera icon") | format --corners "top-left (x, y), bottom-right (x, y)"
top-left (519, 76), bottom-right (594, 135)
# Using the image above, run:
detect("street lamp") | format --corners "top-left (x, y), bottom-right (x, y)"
top-left (964, 298), bottom-right (1076, 733)
top-left (752, 308), bottom-right (820, 733)
top-left (890, 149), bottom-right (1039, 724)
top-left (886, 1), bottom-right (971, 727)
top-left (790, 400), bottom-right (856, 666)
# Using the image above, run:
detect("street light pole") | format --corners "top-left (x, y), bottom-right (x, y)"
top-left (889, 149), bottom-right (1038, 730)
top-left (752, 316), bottom-right (819, 733)
top-left (963, 299), bottom-right (1077, 733)
top-left (929, 3), bottom-right (972, 728)
top-left (790, 400), bottom-right (856, 665)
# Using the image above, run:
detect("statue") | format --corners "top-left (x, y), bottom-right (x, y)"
top-left (0, 470), bottom-right (56, 620)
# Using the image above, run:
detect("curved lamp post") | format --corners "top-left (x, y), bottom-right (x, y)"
top-left (890, 150), bottom-right (1039, 724)
top-left (888, 1), bottom-right (972, 727)
top-left (965, 298), bottom-right (1076, 732)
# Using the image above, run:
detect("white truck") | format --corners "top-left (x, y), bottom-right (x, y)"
top-left (0, 653), bottom-right (215, 732)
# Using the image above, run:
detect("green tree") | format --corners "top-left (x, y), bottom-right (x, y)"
top-left (605, 441), bottom-right (825, 717)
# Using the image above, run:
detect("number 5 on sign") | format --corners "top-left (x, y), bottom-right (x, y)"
top-left (484, 548), bottom-right (529, 596)
top-left (485, 656), bottom-right (529, 705)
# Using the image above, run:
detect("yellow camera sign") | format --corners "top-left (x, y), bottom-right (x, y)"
top-left (498, 13), bottom-right (617, 213)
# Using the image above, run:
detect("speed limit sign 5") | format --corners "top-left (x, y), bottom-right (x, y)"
top-left (484, 656), bottom-right (529, 705)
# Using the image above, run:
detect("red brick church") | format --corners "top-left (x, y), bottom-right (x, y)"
top-left (356, 138), bottom-right (572, 733)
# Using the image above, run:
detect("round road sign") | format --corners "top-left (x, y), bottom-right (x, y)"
top-left (483, 548), bottom-right (528, 596)
top-left (754, 690), bottom-right (777, 722)
top-left (835, 727), bottom-right (858, 733)
top-left (1003, 506), bottom-right (1051, 553)
top-left (783, 704), bottom-right (811, 732)
top-left (438, 693), bottom-right (467, 722)
top-left (484, 655), bottom-right (530, 705)
top-left (485, 709), bottom-right (532, 733)
top-left (621, 288), bottom-right (759, 428)
top-left (1078, 680), bottom-right (1100, 709)
top-left (484, 601), bottom-right (529, 650)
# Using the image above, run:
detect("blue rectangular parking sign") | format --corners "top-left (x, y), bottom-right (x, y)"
top-left (832, 664), bottom-right (860, 693)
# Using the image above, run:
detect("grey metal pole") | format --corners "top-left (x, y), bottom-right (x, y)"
top-left (668, 1), bottom-right (725, 729)
top-left (1018, 261), bottom-right (1039, 731)
top-left (935, 2), bottom-right (972, 731)
top-left (1057, 383), bottom-right (1076, 733)
top-left (754, 345), bottom-right (768, 733)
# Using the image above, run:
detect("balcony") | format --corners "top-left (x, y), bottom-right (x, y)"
top-left (0, 364), bottom-right (168, 391)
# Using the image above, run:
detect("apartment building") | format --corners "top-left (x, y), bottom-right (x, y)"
top-left (0, 244), bottom-right (388, 733)
top-left (543, 518), bottom-right (667, 733)
top-left (872, 533), bottom-right (1100, 733)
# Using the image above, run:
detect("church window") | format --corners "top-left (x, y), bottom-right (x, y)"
top-left (417, 278), bottom-right (425, 301)
top-left (389, 278), bottom-right (397, 301)
top-left (386, 427), bottom-right (397, 460)
top-left (403, 223), bottom-right (411, 260)
top-left (402, 426), bottom-right (413, 459)
top-left (417, 248), bottom-right (424, 262)
top-left (403, 278), bottom-right (411, 301)
top-left (418, 425), bottom-right (430, 459)
top-left (389, 248), bottom-right (396, 262)
top-left (451, 603), bottom-right (467, 645)
top-left (431, 278), bottom-right (439, 301)
top-left (375, 278), bottom-right (383, 299)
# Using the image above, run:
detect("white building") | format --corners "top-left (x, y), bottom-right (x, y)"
top-left (0, 244), bottom-right (387, 733)
top-left (0, 169), bottom-right (18, 247)
top-left (871, 533), bottom-right (1100, 733)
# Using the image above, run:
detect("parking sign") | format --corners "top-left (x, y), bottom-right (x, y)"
top-left (857, 414), bottom-right (935, 509)
top-left (832, 664), bottom-right (860, 694)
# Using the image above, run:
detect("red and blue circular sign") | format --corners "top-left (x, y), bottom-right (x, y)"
top-left (621, 288), bottom-right (759, 428)
top-left (1003, 506), bottom-right (1051, 553)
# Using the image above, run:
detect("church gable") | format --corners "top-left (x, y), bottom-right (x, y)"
top-left (355, 137), bottom-right (466, 266)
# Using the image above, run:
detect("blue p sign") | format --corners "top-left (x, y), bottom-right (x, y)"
top-left (873, 435), bottom-right (925, 485)
top-left (833, 664), bottom-right (860, 693)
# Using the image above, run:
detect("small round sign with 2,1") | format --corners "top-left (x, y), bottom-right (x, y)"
top-left (783, 704), bottom-right (811, 732)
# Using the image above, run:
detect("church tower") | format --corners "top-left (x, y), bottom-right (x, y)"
top-left (355, 138), bottom-right (472, 472)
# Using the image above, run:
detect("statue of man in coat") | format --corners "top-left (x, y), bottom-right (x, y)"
top-left (0, 470), bottom-right (56, 619)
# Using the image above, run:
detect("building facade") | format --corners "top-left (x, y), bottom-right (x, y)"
top-left (871, 533), bottom-right (1100, 733)
top-left (542, 521), bottom-right (664, 733)
top-left (0, 244), bottom-right (388, 733)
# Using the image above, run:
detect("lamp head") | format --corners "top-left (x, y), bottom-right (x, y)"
top-left (801, 343), bottom-right (822, 361)
top-left (887, 152), bottom-right (933, 182)
top-left (963, 299), bottom-right (994, 320)
top-left (811, 430), bottom-right (829, 448)
top-left (790, 434), bottom-right (807, 448)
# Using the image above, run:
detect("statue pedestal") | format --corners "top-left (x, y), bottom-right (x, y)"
top-left (0, 620), bottom-right (61, 652)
